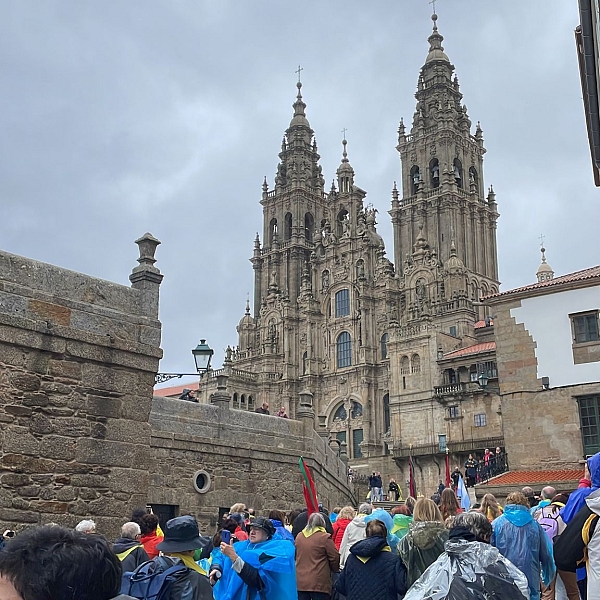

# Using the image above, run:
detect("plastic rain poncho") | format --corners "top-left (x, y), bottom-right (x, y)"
top-left (364, 509), bottom-right (401, 551)
top-left (492, 504), bottom-right (555, 600)
top-left (403, 537), bottom-right (530, 600)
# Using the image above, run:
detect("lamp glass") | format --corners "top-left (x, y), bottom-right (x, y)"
top-left (478, 371), bottom-right (489, 388)
top-left (192, 339), bottom-right (214, 374)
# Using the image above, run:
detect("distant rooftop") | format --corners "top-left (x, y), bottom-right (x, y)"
top-left (153, 381), bottom-right (199, 398)
top-left (443, 341), bottom-right (496, 359)
top-left (484, 265), bottom-right (600, 301)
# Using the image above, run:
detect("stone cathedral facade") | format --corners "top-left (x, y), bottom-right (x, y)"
top-left (198, 15), bottom-right (504, 494)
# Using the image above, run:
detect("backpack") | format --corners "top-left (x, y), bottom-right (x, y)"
top-left (120, 556), bottom-right (193, 600)
top-left (535, 504), bottom-right (561, 543)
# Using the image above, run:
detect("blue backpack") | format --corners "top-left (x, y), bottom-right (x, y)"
top-left (120, 556), bottom-right (192, 600)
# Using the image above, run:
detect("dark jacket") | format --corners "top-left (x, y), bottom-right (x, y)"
top-left (374, 475), bottom-right (383, 488)
top-left (397, 521), bottom-right (449, 588)
top-left (159, 556), bottom-right (213, 600)
top-left (113, 538), bottom-right (150, 574)
top-left (292, 509), bottom-right (334, 539)
top-left (336, 535), bottom-right (407, 600)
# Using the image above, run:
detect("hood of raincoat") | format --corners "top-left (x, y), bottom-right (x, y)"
top-left (350, 535), bottom-right (389, 558)
top-left (351, 515), bottom-right (368, 528)
top-left (501, 504), bottom-right (533, 527)
top-left (410, 521), bottom-right (447, 550)
top-left (586, 488), bottom-right (600, 516)
top-left (589, 452), bottom-right (600, 487)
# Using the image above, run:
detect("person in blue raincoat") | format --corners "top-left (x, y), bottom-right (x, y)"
top-left (209, 516), bottom-right (296, 600)
top-left (492, 491), bottom-right (555, 600)
top-left (559, 451), bottom-right (600, 591)
top-left (268, 510), bottom-right (294, 542)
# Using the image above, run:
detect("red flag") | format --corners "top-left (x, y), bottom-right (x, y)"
top-left (408, 454), bottom-right (417, 498)
top-left (299, 457), bottom-right (319, 515)
top-left (445, 450), bottom-right (451, 487)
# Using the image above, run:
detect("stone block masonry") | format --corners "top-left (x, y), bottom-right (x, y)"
top-left (0, 235), bottom-right (163, 536)
top-left (150, 397), bottom-right (355, 533)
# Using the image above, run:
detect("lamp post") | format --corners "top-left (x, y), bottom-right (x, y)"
top-left (154, 339), bottom-right (214, 385)
top-left (477, 370), bottom-right (489, 389)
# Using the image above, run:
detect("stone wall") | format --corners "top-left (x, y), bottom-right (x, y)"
top-left (149, 396), bottom-right (355, 532)
top-left (0, 236), bottom-right (163, 535)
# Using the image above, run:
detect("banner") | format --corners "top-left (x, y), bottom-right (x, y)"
top-left (299, 457), bottom-right (319, 515)
top-left (457, 475), bottom-right (471, 511)
top-left (408, 453), bottom-right (417, 498)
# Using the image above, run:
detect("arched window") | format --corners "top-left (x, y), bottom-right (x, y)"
top-left (380, 333), bottom-right (389, 360)
top-left (241, 394), bottom-right (246, 409)
top-left (233, 392), bottom-right (239, 409)
top-left (304, 212), bottom-right (314, 242)
top-left (335, 289), bottom-right (350, 317)
top-left (411, 354), bottom-right (421, 374)
top-left (284, 213), bottom-right (292, 241)
top-left (248, 395), bottom-right (254, 410)
top-left (351, 401), bottom-right (363, 418)
top-left (410, 165), bottom-right (420, 195)
top-left (468, 166), bottom-right (478, 192)
top-left (336, 332), bottom-right (352, 368)
top-left (333, 404), bottom-right (347, 421)
top-left (302, 351), bottom-right (308, 375)
top-left (383, 393), bottom-right (390, 432)
top-left (430, 159), bottom-right (440, 188)
top-left (400, 356), bottom-right (410, 375)
top-left (453, 159), bottom-right (463, 189)
top-left (269, 218), bottom-right (278, 245)
top-left (472, 282), bottom-right (479, 302)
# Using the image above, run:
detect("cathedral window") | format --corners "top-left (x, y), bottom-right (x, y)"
top-left (400, 356), bottom-right (410, 375)
top-left (430, 159), bottom-right (440, 188)
top-left (380, 333), bottom-right (389, 360)
top-left (352, 429), bottom-right (363, 458)
top-left (383, 394), bottom-right (390, 432)
top-left (410, 166), bottom-right (420, 195)
top-left (350, 401), bottom-right (363, 418)
top-left (305, 212), bottom-right (315, 242)
top-left (453, 159), bottom-right (463, 189)
top-left (411, 354), bottom-right (421, 373)
top-left (284, 213), bottom-right (292, 241)
top-left (248, 395), bottom-right (254, 410)
top-left (241, 394), bottom-right (246, 409)
top-left (233, 393), bottom-right (239, 409)
top-left (336, 332), bottom-right (352, 368)
top-left (269, 218), bottom-right (278, 245)
top-left (333, 404), bottom-right (347, 421)
top-left (335, 289), bottom-right (350, 317)
top-left (302, 351), bottom-right (308, 375)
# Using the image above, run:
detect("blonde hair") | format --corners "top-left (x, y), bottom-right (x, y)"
top-left (505, 492), bottom-right (529, 508)
top-left (480, 493), bottom-right (503, 520)
top-left (338, 506), bottom-right (355, 520)
top-left (230, 503), bottom-right (246, 513)
top-left (412, 498), bottom-right (443, 523)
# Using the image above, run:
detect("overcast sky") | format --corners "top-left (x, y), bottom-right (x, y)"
top-left (1, 1), bottom-right (597, 381)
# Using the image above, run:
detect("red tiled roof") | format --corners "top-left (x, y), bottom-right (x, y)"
top-left (474, 319), bottom-right (494, 329)
top-left (484, 265), bottom-right (600, 300)
top-left (443, 341), bottom-right (496, 359)
top-left (153, 382), bottom-right (199, 397)
top-left (488, 469), bottom-right (583, 486)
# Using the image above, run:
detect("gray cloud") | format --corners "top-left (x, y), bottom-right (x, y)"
top-left (1, 1), bottom-right (596, 379)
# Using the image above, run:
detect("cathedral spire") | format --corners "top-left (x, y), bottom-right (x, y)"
top-left (536, 238), bottom-right (554, 283)
top-left (336, 136), bottom-right (355, 193)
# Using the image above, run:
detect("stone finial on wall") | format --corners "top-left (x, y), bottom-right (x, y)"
top-left (129, 233), bottom-right (163, 318)
top-left (211, 374), bottom-right (231, 409)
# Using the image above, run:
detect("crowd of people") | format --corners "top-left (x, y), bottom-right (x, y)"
top-left (0, 452), bottom-right (599, 600)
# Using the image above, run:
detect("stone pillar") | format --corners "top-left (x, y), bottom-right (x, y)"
top-left (211, 374), bottom-right (231, 410)
top-left (339, 440), bottom-right (349, 465)
top-left (297, 389), bottom-right (315, 434)
top-left (129, 233), bottom-right (163, 318)
top-left (317, 414), bottom-right (329, 439)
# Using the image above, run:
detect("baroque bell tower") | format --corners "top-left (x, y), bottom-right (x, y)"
top-left (390, 13), bottom-right (499, 302)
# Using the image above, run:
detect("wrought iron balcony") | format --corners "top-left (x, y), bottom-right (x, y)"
top-left (393, 436), bottom-right (505, 458)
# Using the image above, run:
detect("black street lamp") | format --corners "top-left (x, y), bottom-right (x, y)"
top-left (154, 339), bottom-right (214, 385)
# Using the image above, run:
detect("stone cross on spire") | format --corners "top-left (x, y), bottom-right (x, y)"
top-left (295, 64), bottom-right (304, 83)
top-left (429, 0), bottom-right (437, 14)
